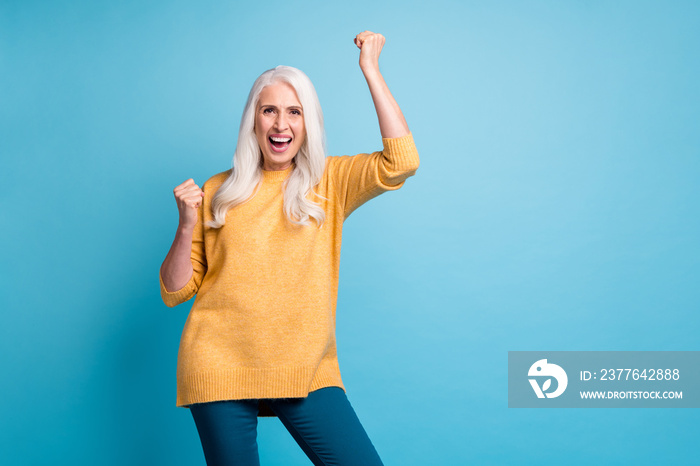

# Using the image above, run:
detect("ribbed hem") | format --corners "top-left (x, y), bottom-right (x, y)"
top-left (381, 132), bottom-right (420, 172)
top-left (261, 164), bottom-right (294, 182)
top-left (159, 271), bottom-right (196, 308)
top-left (176, 358), bottom-right (345, 408)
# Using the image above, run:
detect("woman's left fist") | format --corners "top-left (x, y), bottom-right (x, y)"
top-left (354, 31), bottom-right (385, 72)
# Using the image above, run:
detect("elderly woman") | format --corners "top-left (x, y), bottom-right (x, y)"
top-left (159, 31), bottom-right (419, 466)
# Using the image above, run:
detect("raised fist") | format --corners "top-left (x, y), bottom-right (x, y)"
top-left (173, 178), bottom-right (204, 229)
top-left (354, 31), bottom-right (385, 72)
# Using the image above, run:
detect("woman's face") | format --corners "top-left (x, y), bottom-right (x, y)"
top-left (254, 82), bottom-right (306, 171)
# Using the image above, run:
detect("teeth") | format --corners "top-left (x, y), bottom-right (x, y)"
top-left (270, 136), bottom-right (292, 143)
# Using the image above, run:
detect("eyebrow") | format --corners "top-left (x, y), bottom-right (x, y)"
top-left (259, 104), bottom-right (303, 111)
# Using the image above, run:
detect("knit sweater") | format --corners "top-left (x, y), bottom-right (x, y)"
top-left (159, 132), bottom-right (419, 417)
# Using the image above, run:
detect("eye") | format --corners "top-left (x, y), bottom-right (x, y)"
top-left (262, 107), bottom-right (275, 114)
top-left (290, 109), bottom-right (301, 115)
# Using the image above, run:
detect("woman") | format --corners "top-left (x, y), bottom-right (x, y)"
top-left (159, 31), bottom-right (419, 466)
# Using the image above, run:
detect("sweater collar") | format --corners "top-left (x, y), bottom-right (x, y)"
top-left (261, 164), bottom-right (294, 183)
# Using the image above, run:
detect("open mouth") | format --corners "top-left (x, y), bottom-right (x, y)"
top-left (269, 136), bottom-right (292, 153)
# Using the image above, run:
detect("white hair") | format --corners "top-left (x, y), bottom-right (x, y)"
top-left (207, 65), bottom-right (327, 229)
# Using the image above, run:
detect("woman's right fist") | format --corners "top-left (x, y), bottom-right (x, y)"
top-left (174, 178), bottom-right (205, 229)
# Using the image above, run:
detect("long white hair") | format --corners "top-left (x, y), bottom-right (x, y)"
top-left (207, 66), bottom-right (327, 229)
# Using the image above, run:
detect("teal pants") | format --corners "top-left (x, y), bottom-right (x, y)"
top-left (189, 386), bottom-right (384, 466)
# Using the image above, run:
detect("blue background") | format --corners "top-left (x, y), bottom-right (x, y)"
top-left (2, 0), bottom-right (698, 464)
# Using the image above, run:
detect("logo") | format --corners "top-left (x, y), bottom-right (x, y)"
top-left (528, 359), bottom-right (568, 398)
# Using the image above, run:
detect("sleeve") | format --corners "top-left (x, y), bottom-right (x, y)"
top-left (332, 132), bottom-right (420, 219)
top-left (159, 187), bottom-right (208, 308)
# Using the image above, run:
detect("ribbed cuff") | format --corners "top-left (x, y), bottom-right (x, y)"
top-left (381, 132), bottom-right (420, 172)
top-left (159, 271), bottom-right (196, 308)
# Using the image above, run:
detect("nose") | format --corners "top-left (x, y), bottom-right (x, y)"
top-left (273, 112), bottom-right (289, 131)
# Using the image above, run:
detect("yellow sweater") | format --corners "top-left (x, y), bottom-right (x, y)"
top-left (159, 132), bottom-right (419, 416)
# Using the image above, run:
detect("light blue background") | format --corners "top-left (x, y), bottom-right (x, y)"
top-left (2, 0), bottom-right (698, 464)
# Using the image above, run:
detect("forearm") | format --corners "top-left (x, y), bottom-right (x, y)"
top-left (362, 66), bottom-right (410, 139)
top-left (160, 225), bottom-right (195, 292)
